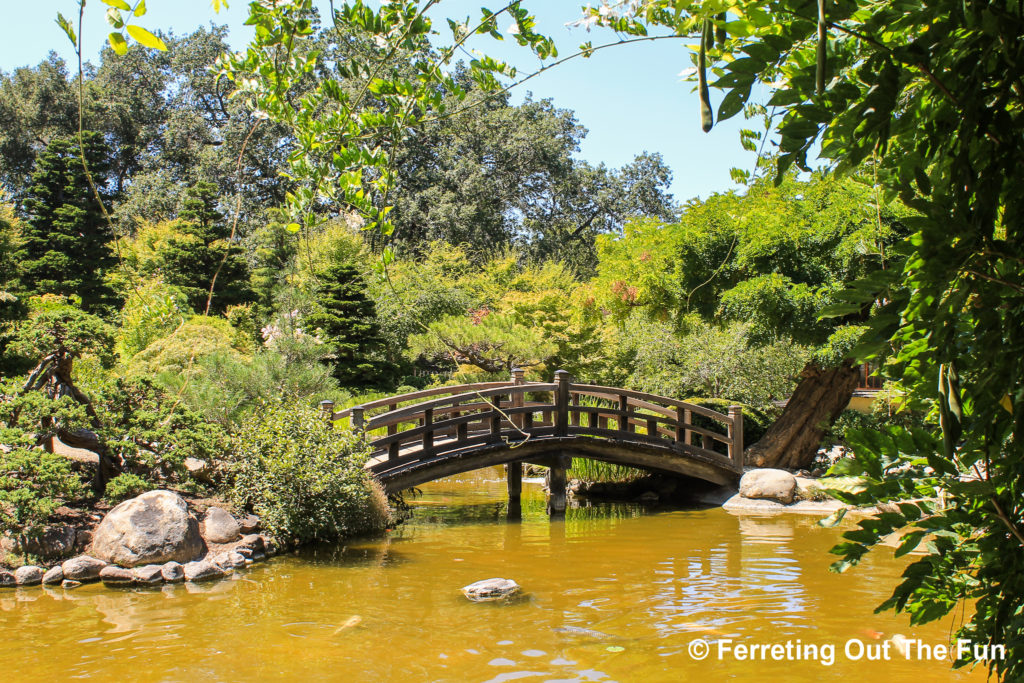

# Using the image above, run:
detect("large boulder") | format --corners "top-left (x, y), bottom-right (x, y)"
top-left (461, 578), bottom-right (521, 602)
top-left (91, 490), bottom-right (206, 567)
top-left (14, 566), bottom-right (44, 586)
top-left (202, 508), bottom-right (240, 544)
top-left (739, 469), bottom-right (798, 505)
top-left (1, 525), bottom-right (77, 560)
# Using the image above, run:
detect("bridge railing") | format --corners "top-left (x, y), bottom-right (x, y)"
top-left (332, 369), bottom-right (743, 475)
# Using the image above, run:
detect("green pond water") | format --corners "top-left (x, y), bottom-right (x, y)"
top-left (0, 469), bottom-right (987, 681)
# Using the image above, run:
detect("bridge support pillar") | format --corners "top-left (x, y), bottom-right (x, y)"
top-left (506, 461), bottom-right (522, 500)
top-left (546, 455), bottom-right (570, 516)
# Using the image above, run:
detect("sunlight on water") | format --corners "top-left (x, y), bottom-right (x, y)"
top-left (0, 469), bottom-right (986, 681)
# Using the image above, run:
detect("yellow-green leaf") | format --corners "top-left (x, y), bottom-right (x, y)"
top-left (134, 0), bottom-right (147, 17)
top-left (126, 24), bottom-right (167, 51)
top-left (108, 32), bottom-right (128, 55)
top-left (211, 0), bottom-right (229, 12)
top-left (286, 223), bottom-right (301, 233)
top-left (55, 13), bottom-right (77, 46)
top-left (102, 0), bottom-right (132, 10)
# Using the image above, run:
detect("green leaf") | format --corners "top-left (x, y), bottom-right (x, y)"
top-left (102, 0), bottom-right (132, 10)
top-left (55, 13), bottom-right (77, 46)
top-left (818, 507), bottom-right (847, 527)
top-left (126, 24), bottom-right (167, 51)
top-left (108, 32), bottom-right (128, 55)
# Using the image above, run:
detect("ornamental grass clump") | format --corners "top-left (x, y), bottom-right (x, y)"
top-left (229, 403), bottom-right (391, 544)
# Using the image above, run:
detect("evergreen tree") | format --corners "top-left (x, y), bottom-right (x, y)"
top-left (20, 132), bottom-right (117, 312)
top-left (249, 209), bottom-right (297, 323)
top-left (159, 181), bottom-right (253, 312)
top-left (305, 264), bottom-right (389, 388)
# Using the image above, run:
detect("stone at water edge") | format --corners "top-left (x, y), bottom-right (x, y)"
top-left (184, 559), bottom-right (224, 583)
top-left (14, 566), bottom-right (44, 586)
top-left (100, 566), bottom-right (134, 586)
top-left (0, 568), bottom-right (14, 587)
top-left (61, 579), bottom-right (82, 589)
top-left (461, 578), bottom-right (521, 602)
top-left (91, 490), bottom-right (206, 567)
top-left (739, 469), bottom-right (798, 505)
top-left (237, 534), bottom-right (265, 554)
top-left (42, 566), bottom-right (64, 585)
top-left (227, 552), bottom-right (246, 568)
top-left (133, 565), bottom-right (164, 585)
top-left (61, 555), bottom-right (108, 581)
top-left (202, 507), bottom-right (240, 544)
top-left (0, 525), bottom-right (77, 560)
top-left (161, 562), bottom-right (185, 583)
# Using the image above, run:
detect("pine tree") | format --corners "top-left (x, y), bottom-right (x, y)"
top-left (158, 181), bottom-right (253, 312)
top-left (305, 263), bottom-right (390, 388)
top-left (20, 132), bottom-right (117, 313)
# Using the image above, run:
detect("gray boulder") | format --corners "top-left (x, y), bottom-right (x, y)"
top-left (184, 457), bottom-right (214, 484)
top-left (100, 566), bottom-right (134, 586)
top-left (14, 566), bottom-right (44, 586)
top-left (1, 525), bottom-right (77, 560)
top-left (461, 578), bottom-right (521, 602)
top-left (227, 552), bottom-right (247, 568)
top-left (238, 514), bottom-right (260, 534)
top-left (91, 490), bottom-right (206, 567)
top-left (133, 565), bottom-right (164, 585)
top-left (161, 561), bottom-right (184, 583)
top-left (62, 555), bottom-right (108, 581)
top-left (0, 568), bottom-right (14, 587)
top-left (184, 559), bottom-right (225, 583)
top-left (202, 507), bottom-right (240, 544)
top-left (237, 534), bottom-right (265, 554)
top-left (739, 469), bottom-right (798, 505)
top-left (42, 566), bottom-right (64, 585)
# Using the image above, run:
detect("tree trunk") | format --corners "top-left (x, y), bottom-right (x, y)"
top-left (745, 361), bottom-right (860, 470)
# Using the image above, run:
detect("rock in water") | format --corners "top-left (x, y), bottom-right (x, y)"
top-left (42, 566), bottom-right (64, 585)
top-left (461, 578), bottom-right (521, 602)
top-left (133, 565), bottom-right (164, 585)
top-left (739, 469), bottom-right (798, 505)
top-left (184, 559), bottom-right (224, 583)
top-left (91, 490), bottom-right (206, 567)
top-left (202, 507), bottom-right (240, 544)
top-left (0, 568), bottom-right (15, 587)
top-left (14, 566), bottom-right (44, 586)
top-left (100, 566), bottom-right (134, 586)
top-left (161, 561), bottom-right (185, 583)
top-left (61, 555), bottom-right (108, 581)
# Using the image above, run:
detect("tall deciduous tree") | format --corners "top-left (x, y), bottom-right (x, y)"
top-left (20, 132), bottom-right (117, 312)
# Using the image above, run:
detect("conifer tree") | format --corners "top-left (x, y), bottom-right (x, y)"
top-left (20, 132), bottom-right (117, 312)
top-left (305, 263), bottom-right (389, 388)
top-left (159, 181), bottom-right (253, 312)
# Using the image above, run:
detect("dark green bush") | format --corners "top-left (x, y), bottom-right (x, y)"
top-left (229, 402), bottom-right (391, 544)
top-left (103, 473), bottom-right (153, 504)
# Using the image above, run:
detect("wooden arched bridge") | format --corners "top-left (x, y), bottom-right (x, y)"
top-left (325, 370), bottom-right (743, 511)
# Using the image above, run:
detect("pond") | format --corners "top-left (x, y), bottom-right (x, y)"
top-left (0, 470), bottom-right (985, 681)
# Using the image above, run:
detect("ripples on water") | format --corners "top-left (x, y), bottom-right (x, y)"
top-left (0, 469), bottom-right (984, 682)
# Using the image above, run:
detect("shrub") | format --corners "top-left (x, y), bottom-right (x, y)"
top-left (229, 403), bottom-right (391, 544)
top-left (0, 448), bottom-right (83, 537)
top-left (103, 473), bottom-right (153, 504)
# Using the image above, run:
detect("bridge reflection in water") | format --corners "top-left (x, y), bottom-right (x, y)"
top-left (326, 369), bottom-right (744, 515)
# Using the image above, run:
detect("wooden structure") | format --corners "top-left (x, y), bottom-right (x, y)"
top-left (331, 370), bottom-right (744, 511)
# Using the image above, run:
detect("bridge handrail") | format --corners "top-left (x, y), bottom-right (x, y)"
top-left (332, 381), bottom-right (513, 420)
top-left (568, 383), bottom-right (735, 424)
top-left (363, 383), bottom-right (557, 430)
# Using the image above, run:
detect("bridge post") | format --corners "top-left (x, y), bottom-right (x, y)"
top-left (554, 370), bottom-right (571, 437)
top-left (319, 400), bottom-right (335, 426)
top-left (728, 405), bottom-right (744, 468)
top-left (547, 454), bottom-right (570, 515)
top-left (351, 405), bottom-right (365, 434)
top-left (507, 368), bottom-right (525, 504)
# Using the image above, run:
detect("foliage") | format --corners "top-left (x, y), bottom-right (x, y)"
top-left (127, 314), bottom-right (250, 378)
top-left (229, 402), bottom-right (390, 543)
top-left (114, 280), bottom-right (191, 358)
top-left (0, 447), bottom-right (82, 537)
top-left (305, 263), bottom-right (390, 388)
top-left (570, 459), bottom-right (646, 484)
top-left (10, 295), bottom-right (115, 368)
top-left (102, 473), bottom-right (153, 504)
top-left (19, 132), bottom-right (118, 313)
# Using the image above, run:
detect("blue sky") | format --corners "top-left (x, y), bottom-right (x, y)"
top-left (0, 1), bottom-right (760, 203)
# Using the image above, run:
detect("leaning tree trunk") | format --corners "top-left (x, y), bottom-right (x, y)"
top-left (745, 361), bottom-right (860, 470)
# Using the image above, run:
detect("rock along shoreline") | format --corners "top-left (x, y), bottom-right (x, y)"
top-left (0, 490), bottom-right (279, 591)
